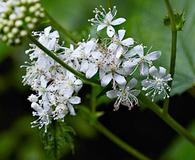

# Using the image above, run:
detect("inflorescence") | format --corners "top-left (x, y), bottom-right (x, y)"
top-left (21, 6), bottom-right (172, 131)
top-left (0, 0), bottom-right (44, 45)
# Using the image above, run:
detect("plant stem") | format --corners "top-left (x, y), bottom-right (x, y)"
top-left (107, 0), bottom-right (112, 9)
top-left (28, 34), bottom-right (99, 86)
top-left (139, 93), bottom-right (195, 145)
top-left (45, 11), bottom-right (77, 44)
top-left (94, 121), bottom-right (152, 160)
top-left (163, 0), bottom-right (178, 114)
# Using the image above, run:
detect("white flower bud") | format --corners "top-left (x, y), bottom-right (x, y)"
top-left (20, 30), bottom-right (27, 37)
top-left (15, 20), bottom-right (23, 27)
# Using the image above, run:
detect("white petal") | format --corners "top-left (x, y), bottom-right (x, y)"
top-left (80, 60), bottom-right (89, 73)
top-left (50, 31), bottom-right (59, 38)
top-left (69, 96), bottom-right (81, 104)
top-left (31, 102), bottom-right (42, 113)
top-left (92, 51), bottom-right (102, 60)
top-left (86, 63), bottom-right (98, 79)
top-left (159, 67), bottom-right (167, 77)
top-left (127, 78), bottom-right (137, 89)
top-left (105, 11), bottom-right (113, 22)
top-left (44, 26), bottom-right (52, 36)
top-left (130, 90), bottom-right (140, 96)
top-left (121, 38), bottom-right (134, 46)
top-left (145, 51), bottom-right (161, 61)
top-left (108, 43), bottom-right (118, 51)
top-left (140, 63), bottom-right (149, 76)
top-left (141, 79), bottom-right (151, 88)
top-left (118, 29), bottom-right (126, 40)
top-left (106, 90), bottom-right (118, 99)
top-left (111, 18), bottom-right (126, 26)
top-left (134, 45), bottom-right (144, 57)
top-left (74, 79), bottom-right (83, 92)
top-left (122, 61), bottom-right (136, 74)
top-left (114, 74), bottom-right (126, 86)
top-left (97, 24), bottom-right (107, 31)
top-left (163, 74), bottom-right (172, 81)
top-left (101, 73), bottom-right (112, 87)
top-left (85, 39), bottom-right (96, 54)
top-left (107, 26), bottom-right (115, 37)
top-left (115, 46), bottom-right (124, 59)
top-left (47, 38), bottom-right (56, 50)
top-left (149, 66), bottom-right (158, 77)
top-left (67, 103), bottom-right (76, 116)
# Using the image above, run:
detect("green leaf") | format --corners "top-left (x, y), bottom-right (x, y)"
top-left (160, 121), bottom-right (195, 160)
top-left (121, 0), bottom-right (195, 95)
top-left (42, 122), bottom-right (75, 160)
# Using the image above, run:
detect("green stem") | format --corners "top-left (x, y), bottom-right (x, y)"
top-left (45, 11), bottom-right (77, 44)
top-left (107, 0), bottom-right (112, 9)
top-left (139, 93), bottom-right (195, 145)
top-left (163, 0), bottom-right (178, 113)
top-left (94, 121), bottom-right (152, 160)
top-left (28, 34), bottom-right (99, 86)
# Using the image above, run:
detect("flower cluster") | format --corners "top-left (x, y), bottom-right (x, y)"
top-left (23, 6), bottom-right (172, 131)
top-left (0, 0), bottom-right (44, 45)
top-left (23, 26), bottom-right (82, 132)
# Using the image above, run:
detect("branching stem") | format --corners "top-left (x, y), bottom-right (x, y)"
top-left (163, 0), bottom-right (178, 114)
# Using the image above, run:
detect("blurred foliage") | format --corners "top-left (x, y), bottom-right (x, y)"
top-left (0, 116), bottom-right (46, 160)
top-left (161, 121), bottom-right (195, 160)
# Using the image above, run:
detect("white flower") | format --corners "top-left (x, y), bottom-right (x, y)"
top-left (31, 102), bottom-right (51, 133)
top-left (89, 6), bottom-right (126, 37)
top-left (109, 29), bottom-right (134, 58)
top-left (106, 78), bottom-right (140, 111)
top-left (142, 66), bottom-right (172, 101)
top-left (127, 45), bottom-right (161, 76)
top-left (53, 96), bottom-right (81, 120)
top-left (99, 53), bottom-right (126, 88)
top-left (23, 26), bottom-right (83, 131)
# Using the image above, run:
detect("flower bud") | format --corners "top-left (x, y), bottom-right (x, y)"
top-left (0, 0), bottom-right (45, 45)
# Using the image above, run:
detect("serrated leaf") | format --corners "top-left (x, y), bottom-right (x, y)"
top-left (41, 122), bottom-right (75, 160)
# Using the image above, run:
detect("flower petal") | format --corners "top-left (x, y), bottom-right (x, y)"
top-left (114, 74), bottom-right (126, 86)
top-left (122, 61), bottom-right (136, 74)
top-left (111, 18), bottom-right (126, 26)
top-left (67, 103), bottom-right (76, 116)
top-left (107, 25), bottom-right (115, 37)
top-left (149, 66), bottom-right (159, 77)
top-left (105, 11), bottom-right (113, 22)
top-left (80, 60), bottom-right (89, 73)
top-left (106, 90), bottom-right (118, 99)
top-left (101, 73), bottom-right (112, 87)
top-left (115, 46), bottom-right (124, 59)
top-left (69, 96), bottom-right (81, 104)
top-left (159, 67), bottom-right (167, 77)
top-left (140, 63), bottom-right (149, 76)
top-left (134, 45), bottom-right (144, 57)
top-left (44, 26), bottom-right (52, 36)
top-left (97, 24), bottom-right (107, 31)
top-left (127, 78), bottom-right (137, 89)
top-left (121, 38), bottom-right (134, 46)
top-left (130, 90), bottom-right (140, 96)
top-left (118, 29), bottom-right (126, 40)
top-left (145, 51), bottom-right (161, 61)
top-left (86, 63), bottom-right (98, 79)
